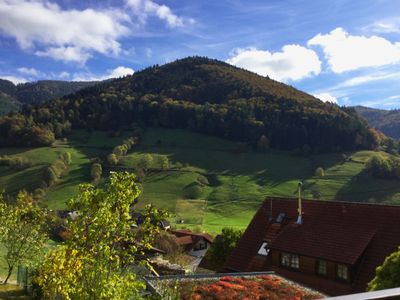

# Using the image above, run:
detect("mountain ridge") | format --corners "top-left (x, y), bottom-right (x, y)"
top-left (0, 79), bottom-right (99, 115)
top-left (354, 106), bottom-right (400, 139)
top-left (0, 56), bottom-right (378, 151)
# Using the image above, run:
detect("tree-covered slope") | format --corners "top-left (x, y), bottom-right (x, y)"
top-left (0, 92), bottom-right (20, 115)
top-left (16, 80), bottom-right (98, 104)
top-left (355, 106), bottom-right (400, 139)
top-left (0, 78), bottom-right (99, 115)
top-left (1, 57), bottom-right (379, 151)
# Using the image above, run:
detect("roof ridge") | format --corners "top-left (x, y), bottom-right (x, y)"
top-left (265, 197), bottom-right (400, 208)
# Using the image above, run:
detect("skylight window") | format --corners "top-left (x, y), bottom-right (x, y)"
top-left (276, 212), bottom-right (286, 223)
top-left (257, 241), bottom-right (270, 256)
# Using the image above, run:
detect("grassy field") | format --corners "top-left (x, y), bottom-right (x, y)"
top-left (118, 128), bottom-right (400, 233)
top-left (1, 128), bottom-right (400, 234)
top-left (0, 130), bottom-right (131, 209)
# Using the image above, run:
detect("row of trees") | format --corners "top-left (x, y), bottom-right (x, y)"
top-left (43, 152), bottom-right (72, 187)
top-left (0, 155), bottom-right (32, 170)
top-left (107, 135), bottom-right (140, 166)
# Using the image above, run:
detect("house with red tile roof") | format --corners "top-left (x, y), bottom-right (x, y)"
top-left (172, 229), bottom-right (213, 258)
top-left (223, 197), bottom-right (400, 296)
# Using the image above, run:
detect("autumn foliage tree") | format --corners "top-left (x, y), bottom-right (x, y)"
top-left (35, 172), bottom-right (168, 299)
top-left (0, 192), bottom-right (48, 284)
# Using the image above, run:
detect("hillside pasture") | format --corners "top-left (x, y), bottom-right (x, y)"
top-left (1, 128), bottom-right (400, 233)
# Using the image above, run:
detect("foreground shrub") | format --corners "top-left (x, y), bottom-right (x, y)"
top-left (35, 172), bottom-right (169, 300)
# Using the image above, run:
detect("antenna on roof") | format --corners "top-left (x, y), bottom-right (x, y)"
top-left (296, 181), bottom-right (303, 224)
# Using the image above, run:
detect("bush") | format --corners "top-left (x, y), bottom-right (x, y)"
top-left (365, 155), bottom-right (400, 180)
top-left (43, 167), bottom-right (57, 187)
top-left (51, 160), bottom-right (67, 177)
top-left (107, 153), bottom-right (119, 165)
top-left (0, 155), bottom-right (32, 170)
top-left (91, 163), bottom-right (102, 183)
top-left (33, 188), bottom-right (46, 200)
top-left (206, 227), bottom-right (242, 271)
top-left (159, 156), bottom-right (170, 170)
top-left (138, 154), bottom-right (153, 170)
top-left (183, 182), bottom-right (203, 199)
top-left (315, 167), bottom-right (325, 177)
top-left (60, 152), bottom-right (72, 165)
top-left (197, 175), bottom-right (209, 186)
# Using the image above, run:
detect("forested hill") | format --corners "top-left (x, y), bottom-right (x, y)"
top-left (0, 79), bottom-right (98, 114)
top-left (0, 57), bottom-right (380, 151)
top-left (355, 106), bottom-right (400, 139)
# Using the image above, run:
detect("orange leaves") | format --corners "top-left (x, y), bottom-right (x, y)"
top-left (184, 275), bottom-right (321, 300)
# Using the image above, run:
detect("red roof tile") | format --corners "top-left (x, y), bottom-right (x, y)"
top-left (176, 236), bottom-right (194, 245)
top-left (224, 197), bottom-right (400, 294)
top-left (172, 230), bottom-right (214, 244)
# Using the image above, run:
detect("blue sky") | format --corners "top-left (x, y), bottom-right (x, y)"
top-left (0, 0), bottom-right (400, 109)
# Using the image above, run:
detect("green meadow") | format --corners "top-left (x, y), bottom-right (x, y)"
top-left (1, 128), bottom-right (400, 234)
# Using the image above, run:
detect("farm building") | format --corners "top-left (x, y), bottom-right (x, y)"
top-left (172, 229), bottom-right (214, 258)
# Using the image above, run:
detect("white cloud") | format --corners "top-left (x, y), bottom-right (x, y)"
top-left (340, 72), bottom-right (400, 87)
top-left (73, 66), bottom-right (134, 81)
top-left (108, 66), bottom-right (135, 78)
top-left (226, 45), bottom-right (321, 82)
top-left (308, 28), bottom-right (400, 73)
top-left (36, 46), bottom-right (92, 64)
top-left (58, 71), bottom-right (70, 79)
top-left (145, 47), bottom-right (153, 58)
top-left (364, 18), bottom-right (400, 34)
top-left (17, 67), bottom-right (40, 77)
top-left (125, 0), bottom-right (189, 28)
top-left (313, 92), bottom-right (337, 104)
top-left (0, 75), bottom-right (28, 84)
top-left (0, 0), bottom-right (190, 64)
top-left (0, 0), bottom-right (130, 64)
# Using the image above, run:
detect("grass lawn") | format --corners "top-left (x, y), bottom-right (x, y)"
top-left (118, 128), bottom-right (400, 233)
top-left (1, 127), bottom-right (400, 234)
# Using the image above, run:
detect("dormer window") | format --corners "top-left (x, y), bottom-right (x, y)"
top-left (257, 241), bottom-right (270, 256)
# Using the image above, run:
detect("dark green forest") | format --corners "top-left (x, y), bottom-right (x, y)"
top-left (0, 57), bottom-right (380, 151)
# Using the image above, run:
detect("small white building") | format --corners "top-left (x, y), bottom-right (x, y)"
top-left (172, 229), bottom-right (213, 258)
top-left (172, 229), bottom-right (213, 272)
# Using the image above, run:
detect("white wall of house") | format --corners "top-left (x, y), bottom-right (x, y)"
top-left (188, 238), bottom-right (211, 258)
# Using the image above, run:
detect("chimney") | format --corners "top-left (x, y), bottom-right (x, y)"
top-left (296, 181), bottom-right (303, 224)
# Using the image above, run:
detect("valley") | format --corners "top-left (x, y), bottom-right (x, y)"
top-left (1, 127), bottom-right (399, 234)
